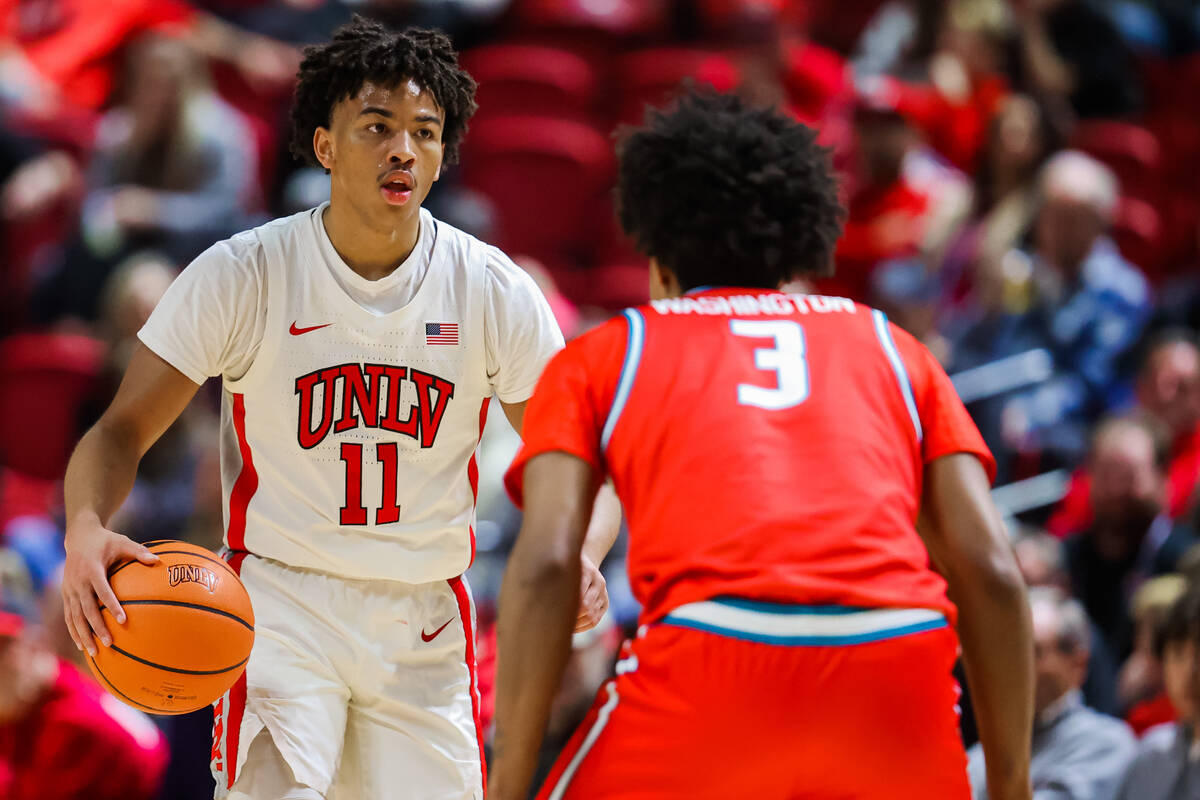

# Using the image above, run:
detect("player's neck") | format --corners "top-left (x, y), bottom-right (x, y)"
top-left (321, 201), bottom-right (422, 282)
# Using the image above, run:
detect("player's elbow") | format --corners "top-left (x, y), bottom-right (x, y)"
top-left (508, 529), bottom-right (578, 589)
top-left (952, 544), bottom-right (1027, 610)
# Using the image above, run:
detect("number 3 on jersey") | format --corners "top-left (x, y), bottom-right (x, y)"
top-left (730, 319), bottom-right (809, 410)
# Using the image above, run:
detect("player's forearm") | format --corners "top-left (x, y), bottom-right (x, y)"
top-left (64, 421), bottom-right (142, 538)
top-left (491, 544), bottom-right (580, 800)
top-left (953, 564), bottom-right (1034, 800)
top-left (581, 481), bottom-right (621, 567)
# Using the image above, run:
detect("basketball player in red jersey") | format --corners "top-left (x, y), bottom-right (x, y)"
top-left (58, 18), bottom-right (616, 800)
top-left (490, 90), bottom-right (1034, 800)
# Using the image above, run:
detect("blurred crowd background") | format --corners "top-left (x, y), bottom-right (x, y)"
top-left (3, 0), bottom-right (1200, 798)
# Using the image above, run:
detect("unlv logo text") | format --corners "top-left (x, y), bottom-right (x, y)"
top-left (168, 564), bottom-right (218, 593)
top-left (295, 363), bottom-right (455, 450)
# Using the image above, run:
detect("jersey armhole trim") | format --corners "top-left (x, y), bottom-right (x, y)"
top-left (601, 308), bottom-right (646, 451)
top-left (871, 309), bottom-right (924, 443)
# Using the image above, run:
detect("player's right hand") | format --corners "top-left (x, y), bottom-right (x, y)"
top-left (62, 519), bottom-right (159, 656)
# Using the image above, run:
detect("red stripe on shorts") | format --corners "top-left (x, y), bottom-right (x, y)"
top-left (449, 576), bottom-right (487, 792)
top-left (217, 551), bottom-right (249, 790)
top-left (227, 393), bottom-right (258, 552)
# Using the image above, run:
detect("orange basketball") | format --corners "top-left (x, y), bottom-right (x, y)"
top-left (84, 540), bottom-right (255, 715)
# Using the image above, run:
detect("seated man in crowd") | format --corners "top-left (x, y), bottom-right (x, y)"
top-left (0, 605), bottom-right (167, 800)
top-left (968, 587), bottom-right (1136, 799)
top-left (1116, 586), bottom-right (1200, 799)
top-left (1050, 330), bottom-right (1200, 535)
top-left (1066, 416), bottom-right (1198, 657)
top-left (992, 151), bottom-right (1151, 467)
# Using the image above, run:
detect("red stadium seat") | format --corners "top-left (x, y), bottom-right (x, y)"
top-left (0, 468), bottom-right (57, 527)
top-left (615, 48), bottom-right (740, 124)
top-left (1112, 196), bottom-right (1165, 280)
top-left (1069, 121), bottom-right (1163, 202)
top-left (584, 262), bottom-right (650, 311)
top-left (460, 115), bottom-right (614, 263)
top-left (1, 199), bottom-right (75, 332)
top-left (0, 333), bottom-right (106, 480)
top-left (510, 0), bottom-right (671, 39)
top-left (461, 45), bottom-right (600, 121)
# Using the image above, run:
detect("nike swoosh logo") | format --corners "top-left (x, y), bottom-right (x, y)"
top-left (421, 618), bottom-right (454, 643)
top-left (289, 322), bottom-right (332, 336)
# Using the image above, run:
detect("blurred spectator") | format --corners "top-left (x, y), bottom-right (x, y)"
top-left (0, 609), bottom-right (168, 800)
top-left (1049, 330), bottom-right (1200, 536)
top-left (36, 568), bottom-right (82, 673)
top-left (0, 145), bottom-right (80, 224)
top-left (1013, 528), bottom-right (1120, 715)
top-left (1014, 527), bottom-right (1070, 590)
top-left (32, 36), bottom-right (260, 323)
top-left (863, 0), bottom-right (1013, 173)
top-left (825, 91), bottom-right (973, 301)
top-left (1012, 0), bottom-right (1143, 119)
top-left (1114, 587), bottom-right (1200, 799)
top-left (91, 252), bottom-right (200, 545)
top-left (994, 151), bottom-right (1150, 464)
top-left (1065, 416), bottom-right (1198, 658)
top-left (870, 257), bottom-right (950, 363)
top-left (1121, 574), bottom-right (1187, 734)
top-left (942, 94), bottom-right (1060, 308)
top-left (0, 0), bottom-right (297, 115)
top-left (967, 587), bottom-right (1136, 800)
top-left (828, 98), bottom-right (926, 303)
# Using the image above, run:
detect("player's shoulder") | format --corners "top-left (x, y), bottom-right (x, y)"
top-left (192, 208), bottom-right (314, 277)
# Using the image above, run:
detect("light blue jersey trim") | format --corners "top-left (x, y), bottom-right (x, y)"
top-left (660, 616), bottom-right (948, 646)
top-left (871, 309), bottom-right (923, 442)
top-left (601, 309), bottom-right (646, 451)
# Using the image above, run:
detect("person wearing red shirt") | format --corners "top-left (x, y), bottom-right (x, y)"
top-left (1048, 331), bottom-right (1200, 537)
top-left (0, 610), bottom-right (167, 800)
top-left (488, 89), bottom-right (1034, 800)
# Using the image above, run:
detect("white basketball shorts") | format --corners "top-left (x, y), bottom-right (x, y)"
top-left (210, 552), bottom-right (485, 799)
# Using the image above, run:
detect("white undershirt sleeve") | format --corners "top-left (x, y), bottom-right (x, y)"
top-left (137, 236), bottom-right (267, 385)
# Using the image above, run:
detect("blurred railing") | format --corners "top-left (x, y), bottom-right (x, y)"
top-left (949, 347), bottom-right (1068, 521)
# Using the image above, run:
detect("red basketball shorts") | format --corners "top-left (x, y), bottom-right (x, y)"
top-left (536, 599), bottom-right (971, 800)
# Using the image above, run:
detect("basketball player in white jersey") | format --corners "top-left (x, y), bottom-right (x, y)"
top-left (59, 18), bottom-right (617, 800)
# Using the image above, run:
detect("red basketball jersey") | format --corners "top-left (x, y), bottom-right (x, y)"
top-left (506, 288), bottom-right (994, 626)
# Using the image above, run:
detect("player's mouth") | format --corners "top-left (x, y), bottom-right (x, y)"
top-left (380, 171), bottom-right (414, 205)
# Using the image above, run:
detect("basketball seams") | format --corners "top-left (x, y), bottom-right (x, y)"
top-left (85, 651), bottom-right (196, 716)
top-left (106, 642), bottom-right (250, 676)
top-left (117, 599), bottom-right (254, 630)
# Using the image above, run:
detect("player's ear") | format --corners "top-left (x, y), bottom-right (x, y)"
top-left (649, 259), bottom-right (682, 301)
top-left (313, 127), bottom-right (334, 173)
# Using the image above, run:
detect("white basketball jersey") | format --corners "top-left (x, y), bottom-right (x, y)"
top-left (218, 209), bottom-right (495, 583)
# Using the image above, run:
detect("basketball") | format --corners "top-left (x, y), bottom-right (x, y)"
top-left (84, 540), bottom-right (255, 715)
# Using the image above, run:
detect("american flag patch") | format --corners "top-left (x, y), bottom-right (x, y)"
top-left (425, 322), bottom-right (459, 346)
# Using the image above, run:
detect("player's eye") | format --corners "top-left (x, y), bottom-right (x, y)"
top-left (416, 128), bottom-right (434, 140)
top-left (367, 123), bottom-right (386, 134)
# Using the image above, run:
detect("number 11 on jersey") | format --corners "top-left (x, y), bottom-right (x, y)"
top-left (340, 442), bottom-right (402, 525)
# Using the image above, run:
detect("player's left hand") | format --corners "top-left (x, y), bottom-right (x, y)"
top-left (575, 554), bottom-right (608, 633)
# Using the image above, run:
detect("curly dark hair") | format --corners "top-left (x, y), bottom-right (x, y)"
top-left (288, 16), bottom-right (477, 167)
top-left (616, 88), bottom-right (844, 291)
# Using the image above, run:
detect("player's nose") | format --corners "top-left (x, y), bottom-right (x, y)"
top-left (386, 131), bottom-right (417, 166)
